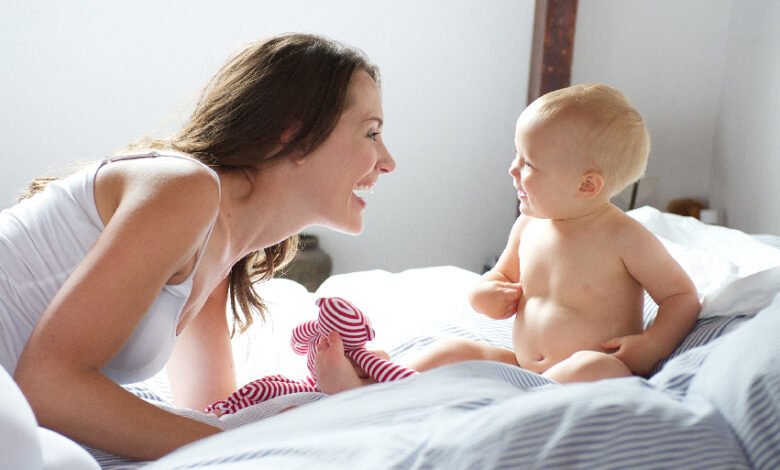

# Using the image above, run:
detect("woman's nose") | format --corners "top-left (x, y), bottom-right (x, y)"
top-left (378, 145), bottom-right (396, 174)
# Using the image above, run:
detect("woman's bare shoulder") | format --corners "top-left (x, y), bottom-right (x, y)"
top-left (95, 155), bottom-right (221, 227)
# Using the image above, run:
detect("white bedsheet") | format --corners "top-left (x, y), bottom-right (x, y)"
top-left (149, 361), bottom-right (751, 470)
top-left (630, 206), bottom-right (780, 278)
top-left (148, 275), bottom-right (780, 470)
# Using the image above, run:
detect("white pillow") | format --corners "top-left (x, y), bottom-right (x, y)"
top-left (0, 366), bottom-right (43, 469)
top-left (0, 367), bottom-right (99, 469)
top-left (688, 293), bottom-right (780, 468)
top-left (38, 427), bottom-right (99, 470)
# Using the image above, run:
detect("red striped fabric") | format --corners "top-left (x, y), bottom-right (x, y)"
top-left (206, 375), bottom-right (317, 415)
top-left (206, 297), bottom-right (417, 415)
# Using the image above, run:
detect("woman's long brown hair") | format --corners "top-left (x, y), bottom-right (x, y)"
top-left (22, 33), bottom-right (380, 335)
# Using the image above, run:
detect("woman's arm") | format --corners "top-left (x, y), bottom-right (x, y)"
top-left (167, 277), bottom-right (237, 411)
top-left (14, 162), bottom-right (224, 460)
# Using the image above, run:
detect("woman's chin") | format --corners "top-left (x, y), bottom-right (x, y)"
top-left (342, 205), bottom-right (365, 234)
top-left (343, 220), bottom-right (364, 235)
top-left (324, 217), bottom-right (364, 235)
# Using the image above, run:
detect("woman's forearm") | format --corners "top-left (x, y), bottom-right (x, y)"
top-left (17, 365), bottom-right (221, 461)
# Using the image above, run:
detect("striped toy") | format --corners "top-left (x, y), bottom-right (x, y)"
top-left (206, 297), bottom-right (418, 415)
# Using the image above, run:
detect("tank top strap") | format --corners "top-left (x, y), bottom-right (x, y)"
top-left (102, 150), bottom-right (220, 182)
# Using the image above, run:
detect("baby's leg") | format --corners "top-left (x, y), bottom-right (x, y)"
top-left (404, 338), bottom-right (518, 372)
top-left (542, 351), bottom-right (631, 384)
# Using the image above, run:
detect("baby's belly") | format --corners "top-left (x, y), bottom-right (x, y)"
top-left (512, 296), bottom-right (641, 374)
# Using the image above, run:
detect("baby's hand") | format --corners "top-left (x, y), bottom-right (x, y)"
top-left (469, 280), bottom-right (523, 320)
top-left (601, 334), bottom-right (663, 377)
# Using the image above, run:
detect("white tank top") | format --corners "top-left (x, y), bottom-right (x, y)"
top-left (0, 152), bottom-right (219, 384)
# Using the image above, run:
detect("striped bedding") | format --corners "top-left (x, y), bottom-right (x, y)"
top-left (144, 295), bottom-right (780, 470)
top-left (94, 208), bottom-right (780, 469)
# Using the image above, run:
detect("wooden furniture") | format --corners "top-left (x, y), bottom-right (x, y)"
top-left (527, 0), bottom-right (578, 104)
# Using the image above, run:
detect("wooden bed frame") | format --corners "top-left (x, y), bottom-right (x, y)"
top-left (527, 0), bottom-right (578, 104)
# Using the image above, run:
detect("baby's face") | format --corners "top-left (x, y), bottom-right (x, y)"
top-left (509, 112), bottom-right (587, 219)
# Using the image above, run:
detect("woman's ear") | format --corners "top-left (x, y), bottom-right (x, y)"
top-left (280, 121), bottom-right (307, 164)
top-left (280, 120), bottom-right (302, 144)
top-left (289, 148), bottom-right (307, 165)
top-left (578, 172), bottom-right (605, 199)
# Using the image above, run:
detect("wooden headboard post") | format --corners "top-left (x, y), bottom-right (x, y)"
top-left (527, 0), bottom-right (579, 104)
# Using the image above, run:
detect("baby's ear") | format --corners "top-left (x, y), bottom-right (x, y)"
top-left (578, 171), bottom-right (605, 199)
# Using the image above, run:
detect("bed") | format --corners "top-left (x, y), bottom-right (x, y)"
top-left (58, 207), bottom-right (780, 468)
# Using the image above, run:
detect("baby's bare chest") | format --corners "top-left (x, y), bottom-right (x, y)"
top-left (518, 227), bottom-right (629, 299)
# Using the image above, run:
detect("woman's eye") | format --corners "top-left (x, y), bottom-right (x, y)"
top-left (368, 131), bottom-right (381, 141)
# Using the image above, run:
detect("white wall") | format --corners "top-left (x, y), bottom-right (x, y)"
top-left (0, 0), bottom-right (534, 275)
top-left (574, 1), bottom-right (780, 235)
top-left (571, 0), bottom-right (733, 211)
top-left (710, 1), bottom-right (780, 234)
top-left (10, 1), bottom-right (772, 277)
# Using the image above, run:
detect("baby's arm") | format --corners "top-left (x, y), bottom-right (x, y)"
top-left (469, 217), bottom-right (524, 320)
top-left (603, 219), bottom-right (700, 376)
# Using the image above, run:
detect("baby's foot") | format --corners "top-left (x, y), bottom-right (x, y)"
top-left (313, 331), bottom-right (365, 394)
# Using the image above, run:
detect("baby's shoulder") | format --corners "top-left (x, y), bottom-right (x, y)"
top-left (614, 210), bottom-right (652, 235)
top-left (595, 206), bottom-right (645, 231)
top-left (598, 209), bottom-right (660, 255)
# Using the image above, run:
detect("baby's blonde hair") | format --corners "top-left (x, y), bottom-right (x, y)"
top-left (530, 84), bottom-right (650, 197)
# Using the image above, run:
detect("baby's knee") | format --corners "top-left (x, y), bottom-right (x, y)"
top-left (568, 350), bottom-right (609, 365)
top-left (546, 351), bottom-right (631, 384)
top-left (570, 351), bottom-right (630, 377)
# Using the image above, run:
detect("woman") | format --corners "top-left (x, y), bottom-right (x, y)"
top-left (0, 32), bottom-right (395, 460)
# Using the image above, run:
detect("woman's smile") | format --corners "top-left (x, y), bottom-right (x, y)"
top-left (352, 182), bottom-right (374, 209)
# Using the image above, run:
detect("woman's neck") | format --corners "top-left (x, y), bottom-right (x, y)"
top-left (213, 165), bottom-right (310, 263)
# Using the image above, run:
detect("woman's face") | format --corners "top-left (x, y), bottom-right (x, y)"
top-left (302, 70), bottom-right (396, 234)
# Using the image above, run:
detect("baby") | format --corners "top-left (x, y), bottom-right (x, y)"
top-left (409, 84), bottom-right (701, 383)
